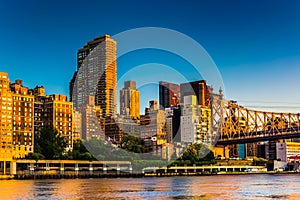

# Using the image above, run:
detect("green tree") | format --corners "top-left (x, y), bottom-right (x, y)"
top-left (35, 127), bottom-right (67, 159)
top-left (121, 135), bottom-right (145, 153)
top-left (26, 152), bottom-right (45, 162)
top-left (180, 143), bottom-right (215, 164)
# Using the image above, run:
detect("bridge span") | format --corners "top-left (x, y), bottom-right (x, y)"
top-left (210, 93), bottom-right (300, 145)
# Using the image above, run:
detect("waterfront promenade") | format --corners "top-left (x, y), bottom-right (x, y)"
top-left (0, 159), bottom-right (271, 179)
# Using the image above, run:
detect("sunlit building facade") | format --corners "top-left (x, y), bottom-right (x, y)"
top-left (120, 80), bottom-right (140, 119)
top-left (70, 35), bottom-right (117, 118)
top-left (159, 81), bottom-right (180, 109)
top-left (140, 101), bottom-right (166, 145)
top-left (180, 95), bottom-right (211, 145)
top-left (10, 80), bottom-right (34, 158)
top-left (33, 88), bottom-right (74, 151)
top-left (72, 110), bottom-right (82, 141)
top-left (0, 72), bottom-right (13, 160)
top-left (0, 73), bottom-right (35, 159)
top-left (180, 80), bottom-right (211, 107)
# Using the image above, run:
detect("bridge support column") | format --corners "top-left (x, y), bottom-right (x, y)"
top-left (175, 164), bottom-right (177, 173)
top-left (184, 164), bottom-right (187, 173)
top-left (103, 164), bottom-right (107, 174)
top-left (46, 163), bottom-right (50, 174)
top-left (60, 163), bottom-right (64, 175)
top-left (89, 163), bottom-right (93, 175)
top-left (193, 164), bottom-right (196, 173)
top-left (117, 164), bottom-right (120, 175)
top-left (29, 163), bottom-right (34, 175)
top-left (3, 161), bottom-right (6, 175)
top-left (75, 163), bottom-right (79, 175)
top-left (129, 164), bottom-right (132, 173)
top-left (10, 161), bottom-right (16, 175)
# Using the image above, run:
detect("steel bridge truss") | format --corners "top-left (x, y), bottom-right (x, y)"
top-left (210, 94), bottom-right (300, 145)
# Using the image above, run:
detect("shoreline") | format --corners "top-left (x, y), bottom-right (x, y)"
top-left (1, 171), bottom-right (299, 180)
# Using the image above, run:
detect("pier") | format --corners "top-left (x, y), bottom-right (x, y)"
top-left (0, 159), bottom-right (134, 179)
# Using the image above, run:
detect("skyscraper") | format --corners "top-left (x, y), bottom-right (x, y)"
top-left (180, 80), bottom-right (210, 107)
top-left (70, 35), bottom-right (117, 117)
top-left (159, 81), bottom-right (180, 109)
top-left (120, 81), bottom-right (140, 119)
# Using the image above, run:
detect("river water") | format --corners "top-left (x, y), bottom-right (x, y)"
top-left (0, 174), bottom-right (299, 199)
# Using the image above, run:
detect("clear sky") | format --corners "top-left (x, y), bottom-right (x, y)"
top-left (1, 0), bottom-right (300, 113)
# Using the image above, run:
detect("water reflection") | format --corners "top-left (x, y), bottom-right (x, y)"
top-left (0, 175), bottom-right (300, 199)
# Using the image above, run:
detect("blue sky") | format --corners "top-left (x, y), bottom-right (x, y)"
top-left (1, 0), bottom-right (300, 113)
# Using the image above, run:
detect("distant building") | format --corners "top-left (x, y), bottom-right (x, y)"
top-left (149, 100), bottom-right (158, 111)
top-left (180, 95), bottom-right (211, 145)
top-left (73, 110), bottom-right (82, 141)
top-left (10, 80), bottom-right (34, 158)
top-left (104, 118), bottom-right (123, 144)
top-left (165, 108), bottom-right (173, 143)
top-left (162, 143), bottom-right (174, 161)
top-left (159, 81), bottom-right (180, 109)
top-left (246, 143), bottom-right (258, 157)
top-left (0, 72), bottom-right (14, 160)
top-left (276, 142), bottom-right (286, 162)
top-left (0, 73), bottom-right (36, 159)
top-left (70, 35), bottom-right (117, 117)
top-left (257, 142), bottom-right (269, 159)
top-left (33, 87), bottom-right (74, 151)
top-left (286, 142), bottom-right (300, 161)
top-left (172, 107), bottom-right (181, 142)
top-left (120, 81), bottom-right (140, 119)
top-left (268, 141), bottom-right (277, 160)
top-left (237, 144), bottom-right (246, 159)
top-left (116, 115), bottom-right (140, 137)
top-left (180, 80), bottom-right (210, 107)
top-left (140, 101), bottom-right (166, 145)
top-left (79, 96), bottom-right (104, 140)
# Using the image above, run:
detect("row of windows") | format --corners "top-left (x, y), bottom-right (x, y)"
top-left (13, 97), bottom-right (33, 102)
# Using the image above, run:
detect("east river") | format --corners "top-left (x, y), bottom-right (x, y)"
top-left (0, 174), bottom-right (300, 199)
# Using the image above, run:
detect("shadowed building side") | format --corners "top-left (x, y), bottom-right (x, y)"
top-left (70, 35), bottom-right (117, 118)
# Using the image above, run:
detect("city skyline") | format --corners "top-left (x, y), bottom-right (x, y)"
top-left (1, 1), bottom-right (300, 113)
top-left (1, 1), bottom-right (300, 197)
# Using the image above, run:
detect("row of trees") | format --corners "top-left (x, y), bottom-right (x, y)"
top-left (26, 127), bottom-right (93, 161)
top-left (26, 128), bottom-right (216, 168)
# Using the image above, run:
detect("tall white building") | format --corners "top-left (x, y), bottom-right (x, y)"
top-left (180, 95), bottom-right (211, 145)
